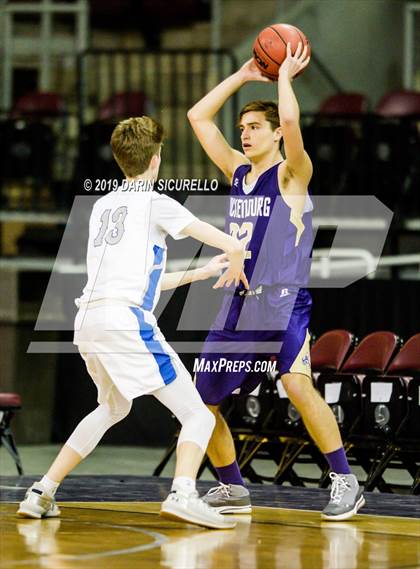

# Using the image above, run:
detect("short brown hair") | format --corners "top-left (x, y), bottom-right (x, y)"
top-left (110, 116), bottom-right (164, 177)
top-left (238, 100), bottom-right (280, 131)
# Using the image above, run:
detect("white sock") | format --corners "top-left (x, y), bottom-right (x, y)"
top-left (171, 476), bottom-right (196, 496)
top-left (40, 476), bottom-right (60, 496)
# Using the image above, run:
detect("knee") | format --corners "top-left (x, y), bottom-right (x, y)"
top-left (201, 405), bottom-right (216, 434)
top-left (178, 403), bottom-right (216, 453)
top-left (181, 401), bottom-right (215, 433)
top-left (107, 397), bottom-right (132, 422)
top-left (281, 373), bottom-right (315, 406)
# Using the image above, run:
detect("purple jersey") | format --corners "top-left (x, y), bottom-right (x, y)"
top-left (195, 161), bottom-right (314, 402)
top-left (227, 162), bottom-right (313, 289)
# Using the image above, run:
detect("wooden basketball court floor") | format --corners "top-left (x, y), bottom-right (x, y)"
top-left (1, 475), bottom-right (419, 568)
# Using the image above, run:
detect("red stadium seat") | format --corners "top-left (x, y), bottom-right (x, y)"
top-left (10, 92), bottom-right (65, 118)
top-left (311, 329), bottom-right (355, 373)
top-left (0, 392), bottom-right (23, 475)
top-left (386, 333), bottom-right (420, 376)
top-left (98, 91), bottom-right (151, 120)
top-left (346, 335), bottom-right (416, 492)
top-left (375, 90), bottom-right (420, 117)
top-left (341, 331), bottom-right (401, 375)
top-left (302, 94), bottom-right (366, 195)
top-left (319, 93), bottom-right (368, 115)
top-left (317, 332), bottom-right (400, 441)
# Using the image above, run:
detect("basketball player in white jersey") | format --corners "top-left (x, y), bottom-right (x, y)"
top-left (18, 116), bottom-right (248, 530)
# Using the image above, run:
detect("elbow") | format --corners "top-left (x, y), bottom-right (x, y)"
top-left (187, 108), bottom-right (198, 123)
top-left (281, 116), bottom-right (298, 127)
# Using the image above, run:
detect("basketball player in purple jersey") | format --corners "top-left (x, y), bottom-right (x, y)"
top-left (188, 43), bottom-right (365, 520)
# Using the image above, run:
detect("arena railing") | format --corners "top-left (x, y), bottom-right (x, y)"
top-left (76, 48), bottom-right (240, 181)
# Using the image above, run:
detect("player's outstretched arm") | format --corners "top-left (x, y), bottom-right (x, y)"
top-left (277, 42), bottom-right (312, 182)
top-left (187, 59), bottom-right (269, 180)
top-left (160, 254), bottom-right (229, 291)
top-left (181, 219), bottom-right (249, 289)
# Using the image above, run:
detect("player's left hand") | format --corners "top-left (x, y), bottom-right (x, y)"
top-left (278, 42), bottom-right (310, 80)
top-left (239, 58), bottom-right (273, 83)
top-left (200, 253), bottom-right (230, 279)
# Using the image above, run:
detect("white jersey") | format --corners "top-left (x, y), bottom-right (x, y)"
top-left (78, 187), bottom-right (197, 310)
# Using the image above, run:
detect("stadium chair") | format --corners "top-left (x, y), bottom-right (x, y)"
top-left (361, 333), bottom-right (420, 493)
top-left (301, 121), bottom-right (360, 195)
top-left (98, 91), bottom-right (152, 121)
top-left (364, 90), bottom-right (420, 212)
top-left (318, 93), bottom-right (368, 115)
top-left (275, 329), bottom-right (356, 434)
top-left (0, 92), bottom-right (65, 208)
top-left (333, 332), bottom-right (405, 492)
top-left (225, 372), bottom-right (276, 482)
top-left (386, 333), bottom-right (420, 376)
top-left (10, 92), bottom-right (65, 119)
top-left (405, 376), bottom-right (420, 494)
top-left (73, 91), bottom-right (151, 191)
top-left (340, 331), bottom-right (401, 375)
top-left (311, 329), bottom-right (356, 374)
top-left (226, 374), bottom-right (275, 434)
top-left (0, 120), bottom-right (55, 200)
top-left (0, 393), bottom-right (23, 475)
top-left (302, 92), bottom-right (368, 196)
top-left (74, 121), bottom-right (123, 190)
top-left (316, 331), bottom-right (399, 435)
top-left (245, 332), bottom-right (356, 486)
top-left (375, 90), bottom-right (420, 117)
top-left (313, 331), bottom-right (401, 488)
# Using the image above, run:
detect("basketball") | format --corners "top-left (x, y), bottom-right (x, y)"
top-left (253, 23), bottom-right (311, 80)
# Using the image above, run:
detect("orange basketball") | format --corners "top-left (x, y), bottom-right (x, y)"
top-left (253, 23), bottom-right (311, 80)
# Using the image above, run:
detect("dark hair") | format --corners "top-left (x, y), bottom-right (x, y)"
top-left (238, 100), bottom-right (280, 131)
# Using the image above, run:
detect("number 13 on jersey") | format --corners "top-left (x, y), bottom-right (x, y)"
top-left (229, 221), bottom-right (253, 259)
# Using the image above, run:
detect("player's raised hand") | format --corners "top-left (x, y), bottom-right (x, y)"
top-left (278, 42), bottom-right (310, 81)
top-left (238, 58), bottom-right (272, 83)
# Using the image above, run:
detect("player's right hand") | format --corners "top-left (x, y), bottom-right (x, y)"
top-left (238, 58), bottom-right (272, 83)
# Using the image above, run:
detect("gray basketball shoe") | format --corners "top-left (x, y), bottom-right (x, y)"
top-left (17, 482), bottom-right (61, 519)
top-left (202, 483), bottom-right (252, 514)
top-left (322, 473), bottom-right (365, 521)
top-left (160, 490), bottom-right (236, 529)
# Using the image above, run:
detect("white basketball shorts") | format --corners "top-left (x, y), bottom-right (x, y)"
top-left (74, 303), bottom-right (189, 403)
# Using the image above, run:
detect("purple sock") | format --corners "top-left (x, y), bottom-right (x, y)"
top-left (215, 461), bottom-right (245, 486)
top-left (324, 447), bottom-right (351, 475)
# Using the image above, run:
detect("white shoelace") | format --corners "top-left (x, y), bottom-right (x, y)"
top-left (206, 483), bottom-right (231, 498)
top-left (329, 473), bottom-right (351, 505)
